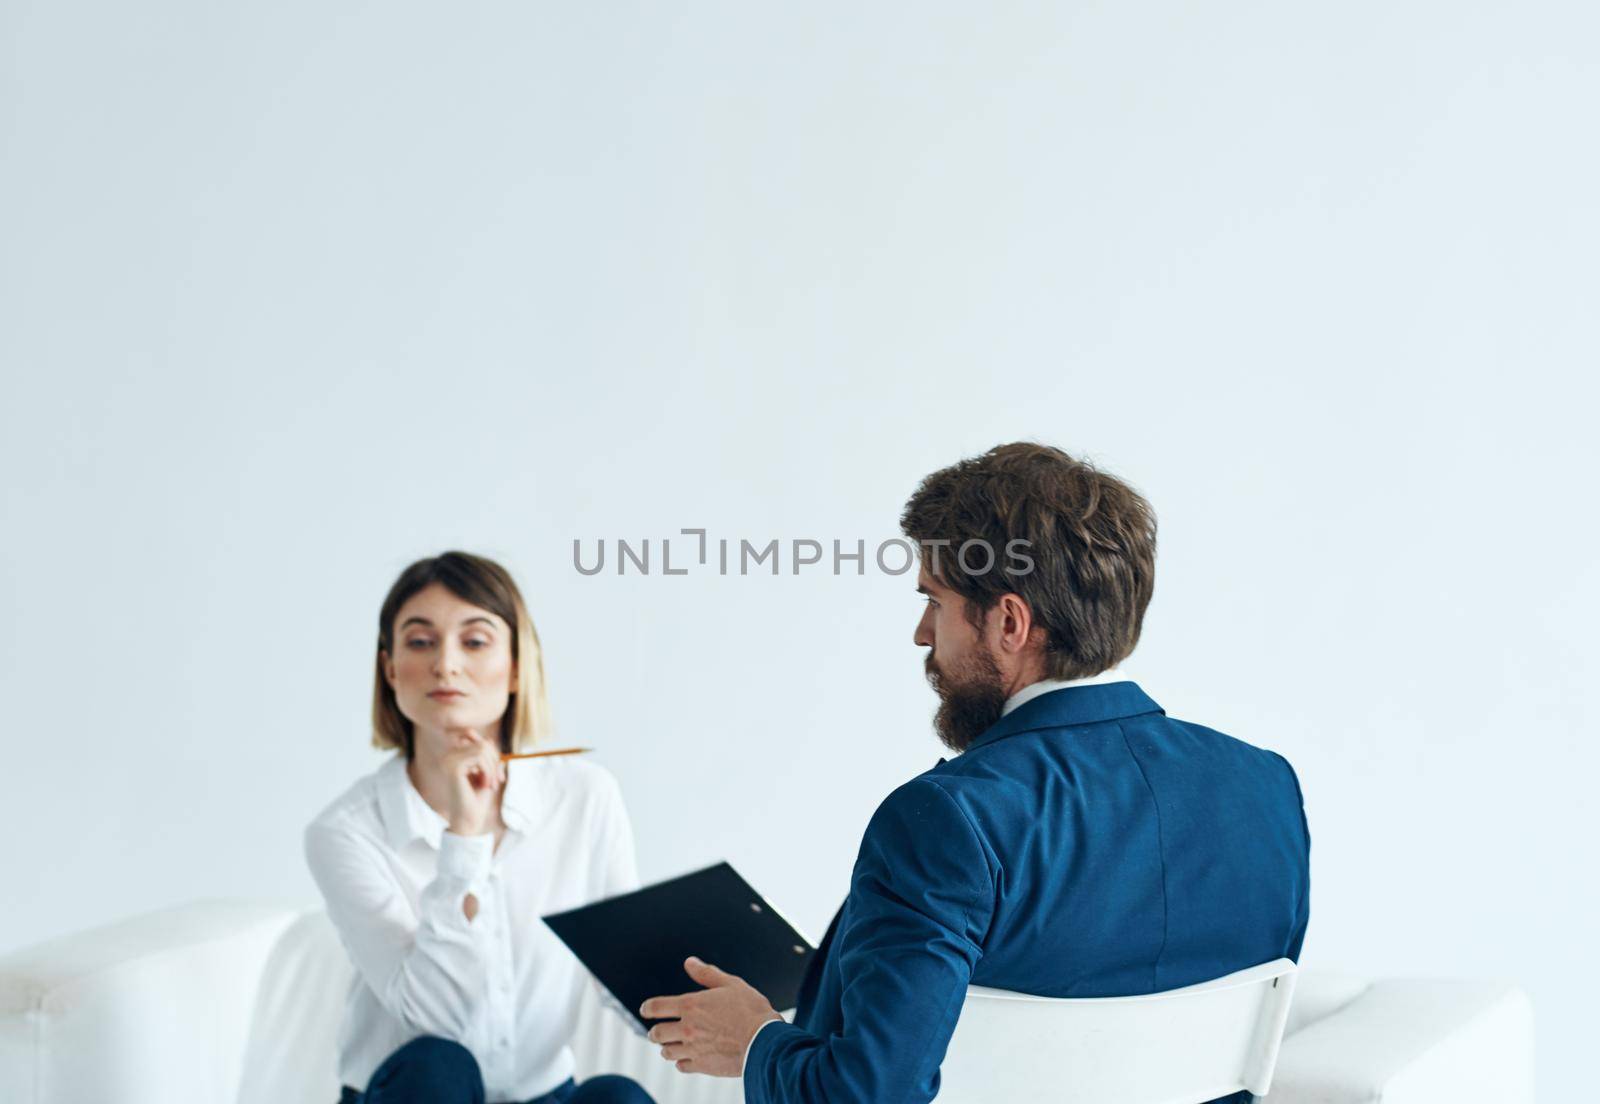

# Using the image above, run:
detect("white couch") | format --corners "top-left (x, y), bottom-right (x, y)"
top-left (0, 900), bottom-right (1534, 1104)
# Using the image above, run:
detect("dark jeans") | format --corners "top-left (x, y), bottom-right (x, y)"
top-left (339, 1036), bottom-right (656, 1104)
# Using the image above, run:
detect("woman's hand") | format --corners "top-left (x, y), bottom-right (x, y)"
top-left (442, 727), bottom-right (505, 837)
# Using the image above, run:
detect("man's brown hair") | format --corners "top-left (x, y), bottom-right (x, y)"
top-left (900, 443), bottom-right (1157, 680)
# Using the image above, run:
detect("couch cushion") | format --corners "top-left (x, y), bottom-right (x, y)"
top-left (237, 911), bottom-right (351, 1104)
top-left (1267, 979), bottom-right (1534, 1103)
top-left (1283, 970), bottom-right (1371, 1037)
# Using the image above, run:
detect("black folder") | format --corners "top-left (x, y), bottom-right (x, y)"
top-left (543, 862), bottom-right (816, 1032)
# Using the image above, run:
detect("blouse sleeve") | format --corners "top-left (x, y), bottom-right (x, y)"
top-left (587, 768), bottom-right (644, 1031)
top-left (304, 821), bottom-right (494, 1043)
top-left (595, 768), bottom-right (641, 897)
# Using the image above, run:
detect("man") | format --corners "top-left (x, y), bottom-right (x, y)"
top-left (641, 443), bottom-right (1311, 1104)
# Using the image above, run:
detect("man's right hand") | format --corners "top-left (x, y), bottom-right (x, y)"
top-left (442, 728), bottom-right (505, 836)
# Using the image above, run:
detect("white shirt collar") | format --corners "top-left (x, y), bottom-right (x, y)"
top-left (375, 751), bottom-right (538, 850)
top-left (1001, 668), bottom-right (1132, 717)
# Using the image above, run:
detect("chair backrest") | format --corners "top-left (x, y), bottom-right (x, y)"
top-left (937, 959), bottom-right (1298, 1104)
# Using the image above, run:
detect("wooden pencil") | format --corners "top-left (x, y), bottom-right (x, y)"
top-left (499, 747), bottom-right (594, 762)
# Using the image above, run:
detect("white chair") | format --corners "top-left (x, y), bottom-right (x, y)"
top-left (937, 959), bottom-right (1298, 1104)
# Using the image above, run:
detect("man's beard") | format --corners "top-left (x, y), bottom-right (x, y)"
top-left (925, 645), bottom-right (1008, 753)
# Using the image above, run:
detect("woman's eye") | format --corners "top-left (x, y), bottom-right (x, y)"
top-left (405, 638), bottom-right (434, 650)
top-left (465, 638), bottom-right (488, 649)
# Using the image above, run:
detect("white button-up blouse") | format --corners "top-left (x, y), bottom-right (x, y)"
top-left (304, 752), bottom-right (639, 1101)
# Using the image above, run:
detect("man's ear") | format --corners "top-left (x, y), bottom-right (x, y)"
top-left (995, 592), bottom-right (1035, 654)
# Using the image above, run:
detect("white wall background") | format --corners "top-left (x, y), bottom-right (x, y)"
top-left (3, 1), bottom-right (1595, 1097)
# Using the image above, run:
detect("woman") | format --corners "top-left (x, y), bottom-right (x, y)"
top-left (305, 551), bottom-right (654, 1104)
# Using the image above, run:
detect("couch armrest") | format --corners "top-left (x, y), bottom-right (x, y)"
top-left (1265, 978), bottom-right (1534, 1104)
top-left (0, 900), bottom-right (300, 1104)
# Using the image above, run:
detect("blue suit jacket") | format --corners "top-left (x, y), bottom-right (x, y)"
top-left (744, 681), bottom-right (1310, 1104)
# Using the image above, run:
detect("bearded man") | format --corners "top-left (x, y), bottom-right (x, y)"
top-left (643, 443), bottom-right (1312, 1104)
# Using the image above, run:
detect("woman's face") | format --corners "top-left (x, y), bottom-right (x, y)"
top-left (382, 583), bottom-right (516, 749)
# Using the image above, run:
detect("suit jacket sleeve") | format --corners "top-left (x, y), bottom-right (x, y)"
top-left (744, 777), bottom-right (995, 1104)
top-left (1275, 751), bottom-right (1312, 961)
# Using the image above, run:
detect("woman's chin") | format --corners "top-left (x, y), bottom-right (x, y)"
top-left (412, 701), bottom-right (495, 732)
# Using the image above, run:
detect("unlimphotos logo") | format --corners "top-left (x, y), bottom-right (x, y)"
top-left (572, 529), bottom-right (1034, 578)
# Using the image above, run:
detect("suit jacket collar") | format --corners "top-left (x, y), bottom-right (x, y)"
top-left (964, 680), bottom-right (1165, 753)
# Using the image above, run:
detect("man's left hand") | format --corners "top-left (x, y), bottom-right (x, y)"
top-left (641, 957), bottom-right (782, 1077)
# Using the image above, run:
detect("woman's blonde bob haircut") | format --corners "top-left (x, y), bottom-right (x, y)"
top-left (372, 551), bottom-right (552, 758)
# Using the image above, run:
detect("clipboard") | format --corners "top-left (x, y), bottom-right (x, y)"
top-left (542, 861), bottom-right (815, 1032)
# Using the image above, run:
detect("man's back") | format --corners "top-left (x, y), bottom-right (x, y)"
top-left (745, 680), bottom-right (1310, 1104)
top-left (945, 680), bottom-right (1309, 997)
